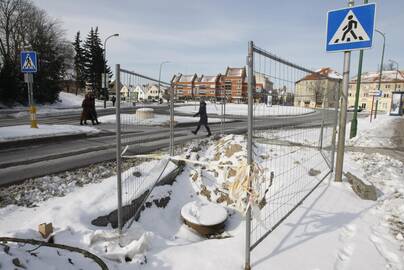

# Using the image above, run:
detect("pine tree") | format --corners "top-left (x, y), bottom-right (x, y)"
top-left (83, 27), bottom-right (95, 94)
top-left (82, 27), bottom-right (111, 98)
top-left (72, 31), bottom-right (86, 95)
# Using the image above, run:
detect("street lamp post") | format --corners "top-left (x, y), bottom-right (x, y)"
top-left (389, 59), bottom-right (399, 91)
top-left (158, 61), bottom-right (170, 103)
top-left (371, 29), bottom-right (385, 121)
top-left (103, 33), bottom-right (119, 108)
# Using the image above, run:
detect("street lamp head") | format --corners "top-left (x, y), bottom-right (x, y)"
top-left (113, 33), bottom-right (119, 37)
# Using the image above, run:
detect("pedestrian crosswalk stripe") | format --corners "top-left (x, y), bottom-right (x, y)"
top-left (328, 10), bottom-right (370, 45)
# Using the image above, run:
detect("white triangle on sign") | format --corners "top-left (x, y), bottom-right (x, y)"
top-left (23, 54), bottom-right (35, 70)
top-left (329, 10), bottom-right (370, 45)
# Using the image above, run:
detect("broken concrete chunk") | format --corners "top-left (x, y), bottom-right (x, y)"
top-left (346, 172), bottom-right (377, 201)
top-left (308, 168), bottom-right (321, 176)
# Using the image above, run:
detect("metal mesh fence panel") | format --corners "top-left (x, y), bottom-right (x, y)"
top-left (115, 66), bottom-right (173, 231)
top-left (248, 43), bottom-right (339, 250)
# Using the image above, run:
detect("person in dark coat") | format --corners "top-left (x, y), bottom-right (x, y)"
top-left (80, 94), bottom-right (93, 125)
top-left (111, 96), bottom-right (116, 107)
top-left (192, 100), bottom-right (212, 136)
top-left (89, 93), bottom-right (100, 125)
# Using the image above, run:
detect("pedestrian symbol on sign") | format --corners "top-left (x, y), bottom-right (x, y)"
top-left (23, 54), bottom-right (35, 70)
top-left (329, 10), bottom-right (370, 45)
top-left (21, 51), bottom-right (37, 73)
top-left (326, 3), bottom-right (375, 52)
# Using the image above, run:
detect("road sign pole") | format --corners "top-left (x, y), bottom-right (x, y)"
top-left (370, 95), bottom-right (374, 122)
top-left (335, 0), bottom-right (354, 182)
top-left (24, 73), bottom-right (38, 128)
top-left (350, 0), bottom-right (369, 138)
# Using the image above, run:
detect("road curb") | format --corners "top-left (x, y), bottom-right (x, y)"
top-left (0, 132), bottom-right (107, 149)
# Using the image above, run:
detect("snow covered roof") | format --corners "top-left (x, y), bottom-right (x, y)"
top-left (225, 67), bottom-right (245, 77)
top-left (351, 70), bottom-right (404, 83)
top-left (296, 67), bottom-right (342, 83)
top-left (198, 74), bottom-right (220, 83)
top-left (179, 74), bottom-right (197, 83)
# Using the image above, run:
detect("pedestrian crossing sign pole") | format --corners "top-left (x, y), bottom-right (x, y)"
top-left (21, 51), bottom-right (38, 128)
top-left (327, 2), bottom-right (376, 183)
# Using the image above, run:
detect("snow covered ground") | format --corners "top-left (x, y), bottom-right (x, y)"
top-left (0, 114), bottom-right (403, 269)
top-left (8, 92), bottom-right (106, 118)
top-left (346, 113), bottom-right (401, 147)
top-left (99, 113), bottom-right (228, 126)
top-left (175, 103), bottom-right (314, 116)
top-left (0, 124), bottom-right (99, 142)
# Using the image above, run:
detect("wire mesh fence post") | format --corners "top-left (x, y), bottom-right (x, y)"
top-left (115, 64), bottom-right (123, 233)
top-left (170, 83), bottom-right (175, 156)
top-left (245, 40), bottom-right (254, 270)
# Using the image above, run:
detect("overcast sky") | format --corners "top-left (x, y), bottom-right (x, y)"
top-left (34, 0), bottom-right (404, 82)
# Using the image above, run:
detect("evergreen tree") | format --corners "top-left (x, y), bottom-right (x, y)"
top-left (72, 31), bottom-right (86, 95)
top-left (83, 27), bottom-right (111, 98)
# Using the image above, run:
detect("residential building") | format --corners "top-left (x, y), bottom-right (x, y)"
top-left (145, 84), bottom-right (160, 100)
top-left (171, 73), bottom-right (197, 99)
top-left (348, 70), bottom-right (404, 112)
top-left (255, 73), bottom-right (274, 103)
top-left (194, 74), bottom-right (221, 100)
top-left (171, 67), bottom-right (273, 103)
top-left (220, 67), bottom-right (247, 103)
top-left (294, 67), bottom-right (342, 108)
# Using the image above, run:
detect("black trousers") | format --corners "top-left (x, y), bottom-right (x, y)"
top-left (195, 123), bottom-right (211, 134)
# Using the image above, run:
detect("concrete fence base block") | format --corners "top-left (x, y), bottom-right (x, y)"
top-left (346, 172), bottom-right (377, 201)
top-left (136, 108), bottom-right (154, 119)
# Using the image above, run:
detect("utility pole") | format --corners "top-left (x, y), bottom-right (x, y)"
top-left (335, 0), bottom-right (354, 182)
top-left (350, 0), bottom-right (368, 138)
top-left (103, 33), bottom-right (119, 108)
top-left (373, 29), bottom-right (385, 120)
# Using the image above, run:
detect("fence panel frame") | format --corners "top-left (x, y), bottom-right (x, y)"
top-left (245, 42), bottom-right (339, 268)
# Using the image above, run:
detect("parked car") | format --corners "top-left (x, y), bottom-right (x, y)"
top-left (347, 106), bottom-right (363, 112)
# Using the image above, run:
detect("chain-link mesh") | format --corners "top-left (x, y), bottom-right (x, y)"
top-left (248, 44), bottom-right (339, 250)
top-left (115, 67), bottom-right (172, 230)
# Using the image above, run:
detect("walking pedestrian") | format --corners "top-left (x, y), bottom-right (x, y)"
top-left (111, 96), bottom-right (116, 107)
top-left (80, 94), bottom-right (92, 125)
top-left (192, 100), bottom-right (212, 137)
top-left (89, 92), bottom-right (100, 125)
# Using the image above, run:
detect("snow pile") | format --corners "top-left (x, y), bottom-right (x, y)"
top-left (183, 135), bottom-right (247, 208)
top-left (175, 104), bottom-right (314, 116)
top-left (87, 224), bottom-right (153, 263)
top-left (181, 201), bottom-right (228, 226)
top-left (0, 124), bottom-right (99, 142)
top-left (347, 114), bottom-right (399, 147)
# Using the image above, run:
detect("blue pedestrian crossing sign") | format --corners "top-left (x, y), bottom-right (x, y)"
top-left (21, 51), bottom-right (37, 73)
top-left (326, 3), bottom-right (376, 52)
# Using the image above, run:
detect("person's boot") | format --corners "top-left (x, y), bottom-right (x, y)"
top-left (80, 120), bottom-right (83, 125)
top-left (191, 130), bottom-right (197, 135)
top-left (84, 121), bottom-right (88, 125)
top-left (207, 132), bottom-right (212, 137)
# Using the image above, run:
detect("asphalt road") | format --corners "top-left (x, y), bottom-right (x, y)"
top-left (0, 106), bottom-right (344, 186)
